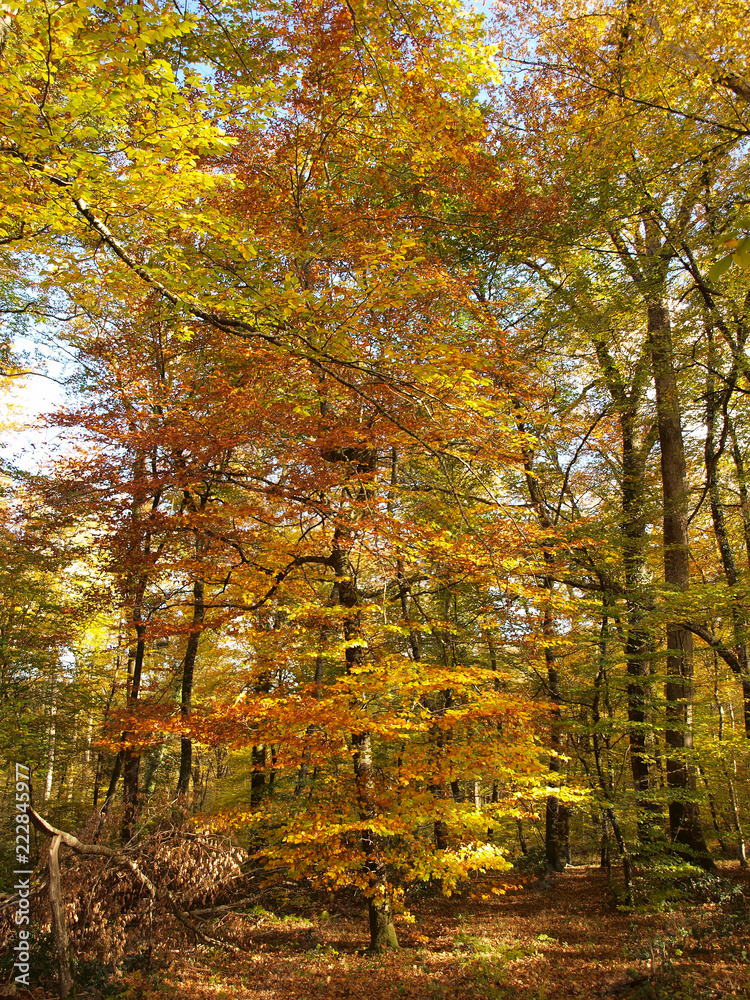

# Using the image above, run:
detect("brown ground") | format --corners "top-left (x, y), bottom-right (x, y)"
top-left (9, 865), bottom-right (750, 1000)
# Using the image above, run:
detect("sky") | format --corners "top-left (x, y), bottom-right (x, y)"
top-left (1, 333), bottom-right (69, 475)
top-left (2, 0), bottom-right (500, 478)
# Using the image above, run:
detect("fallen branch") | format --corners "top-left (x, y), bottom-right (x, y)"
top-left (26, 806), bottom-right (242, 979)
top-left (48, 836), bottom-right (74, 1000)
top-left (0, 881), bottom-right (45, 913)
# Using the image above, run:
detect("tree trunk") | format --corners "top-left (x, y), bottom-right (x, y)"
top-left (621, 421), bottom-right (661, 838)
top-left (729, 420), bottom-right (750, 569)
top-left (121, 621), bottom-right (146, 844)
top-left (246, 663), bottom-right (273, 808)
top-left (250, 745), bottom-right (267, 807)
top-left (294, 655), bottom-right (326, 795)
top-left (704, 334), bottom-right (750, 736)
top-left (591, 332), bottom-right (661, 839)
top-left (177, 576), bottom-right (205, 797)
top-left (600, 813), bottom-right (610, 869)
top-left (120, 442), bottom-right (157, 845)
top-left (516, 818), bottom-right (528, 855)
top-left (648, 294), bottom-right (713, 867)
top-left (544, 606), bottom-right (568, 872)
top-left (94, 672), bottom-right (120, 811)
top-left (49, 835), bottom-right (75, 999)
top-left (397, 564), bottom-right (449, 850)
top-left (716, 690), bottom-right (748, 865)
top-left (92, 752), bottom-right (103, 809)
top-left (353, 729), bottom-right (399, 950)
top-left (101, 750), bottom-right (124, 816)
top-left (142, 744), bottom-right (164, 800)
top-left (698, 765), bottom-right (729, 855)
top-left (591, 610), bottom-right (632, 902)
top-left (44, 682), bottom-right (57, 804)
top-left (514, 410), bottom-right (570, 873)
top-left (296, 581), bottom-right (339, 796)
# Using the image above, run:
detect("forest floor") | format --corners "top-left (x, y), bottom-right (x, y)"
top-left (7, 863), bottom-right (750, 1000)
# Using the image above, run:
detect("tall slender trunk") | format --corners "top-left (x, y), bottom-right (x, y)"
top-left (250, 745), bottom-right (267, 806)
top-left (608, 220), bottom-right (711, 862)
top-left (295, 585), bottom-right (337, 797)
top-left (715, 673), bottom-right (748, 865)
top-left (92, 752), bottom-right (103, 809)
top-left (352, 728), bottom-right (398, 950)
top-left (120, 442), bottom-right (159, 844)
top-left (516, 818), bottom-right (528, 854)
top-left (396, 562), bottom-right (449, 848)
top-left (44, 681), bottom-right (57, 803)
top-left (121, 619), bottom-right (146, 843)
top-left (591, 332), bottom-right (661, 839)
top-left (177, 576), bottom-right (205, 797)
top-left (648, 293), bottom-right (712, 866)
top-left (84, 712), bottom-right (93, 769)
top-left (518, 269), bottom-right (662, 842)
top-left (591, 602), bottom-right (633, 902)
top-left (101, 750), bottom-right (124, 815)
top-left (48, 836), bottom-right (75, 999)
top-left (514, 406), bottom-right (569, 872)
top-left (294, 652), bottom-right (326, 796)
top-left (95, 659), bottom-right (122, 813)
top-left (544, 600), bottom-right (568, 871)
top-left (142, 744), bottom-right (164, 800)
top-left (246, 662), bottom-right (273, 807)
top-left (704, 332), bottom-right (750, 736)
top-left (621, 420), bottom-right (661, 837)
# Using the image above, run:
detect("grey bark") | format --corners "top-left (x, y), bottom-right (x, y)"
top-left (591, 328), bottom-right (662, 839)
top-left (609, 219), bottom-right (712, 867)
top-left (49, 835), bottom-right (75, 1000)
top-left (590, 607), bottom-right (632, 902)
top-left (703, 334), bottom-right (750, 736)
top-left (647, 292), bottom-right (713, 865)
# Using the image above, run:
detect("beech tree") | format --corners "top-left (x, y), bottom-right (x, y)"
top-left (1, 1), bottom-right (749, 989)
top-left (0, 0), bottom-right (553, 954)
top-left (484, 0), bottom-right (750, 866)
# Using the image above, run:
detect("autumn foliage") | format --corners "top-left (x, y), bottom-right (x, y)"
top-left (0, 0), bottom-right (749, 994)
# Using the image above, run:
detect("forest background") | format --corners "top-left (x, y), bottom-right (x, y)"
top-left (0, 0), bottom-right (749, 995)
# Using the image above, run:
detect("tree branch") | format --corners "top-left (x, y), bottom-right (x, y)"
top-left (27, 807), bottom-right (241, 953)
top-left (682, 622), bottom-right (744, 675)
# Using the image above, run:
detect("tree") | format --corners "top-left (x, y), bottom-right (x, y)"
top-left (484, 0), bottom-right (750, 864)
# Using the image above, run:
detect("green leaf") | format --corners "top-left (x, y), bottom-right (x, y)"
top-left (708, 253), bottom-right (735, 281)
